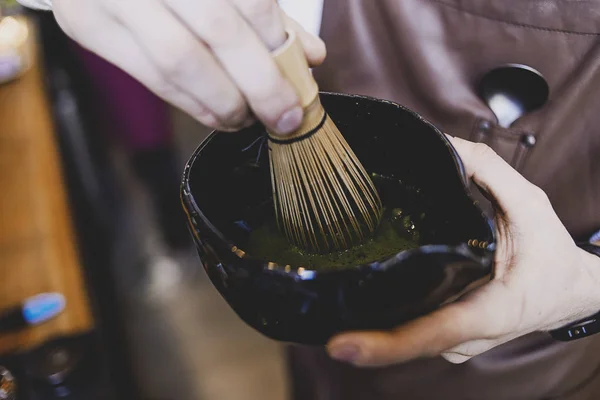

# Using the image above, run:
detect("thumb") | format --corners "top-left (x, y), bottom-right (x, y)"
top-left (326, 300), bottom-right (491, 367)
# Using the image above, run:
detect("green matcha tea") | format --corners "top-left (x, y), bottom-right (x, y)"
top-left (245, 174), bottom-right (424, 270)
top-left (246, 207), bottom-right (421, 271)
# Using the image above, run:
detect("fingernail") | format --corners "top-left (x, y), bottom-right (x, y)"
top-left (328, 343), bottom-right (361, 363)
top-left (275, 107), bottom-right (303, 135)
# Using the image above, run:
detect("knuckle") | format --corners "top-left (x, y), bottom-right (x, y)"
top-left (202, 11), bottom-right (242, 47)
top-left (157, 42), bottom-right (198, 80)
top-left (238, 0), bottom-right (275, 21)
top-left (55, 0), bottom-right (105, 39)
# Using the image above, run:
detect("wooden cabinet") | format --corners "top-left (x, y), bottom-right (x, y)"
top-left (0, 17), bottom-right (94, 355)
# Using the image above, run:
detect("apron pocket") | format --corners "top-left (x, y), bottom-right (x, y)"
top-left (469, 117), bottom-right (537, 172)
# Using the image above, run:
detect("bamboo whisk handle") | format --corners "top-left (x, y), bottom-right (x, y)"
top-left (269, 29), bottom-right (325, 140)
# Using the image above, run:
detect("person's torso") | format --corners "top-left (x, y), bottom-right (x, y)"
top-left (286, 1), bottom-right (600, 399)
top-left (311, 0), bottom-right (600, 238)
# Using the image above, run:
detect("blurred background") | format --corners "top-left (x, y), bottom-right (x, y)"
top-left (0, 5), bottom-right (289, 399)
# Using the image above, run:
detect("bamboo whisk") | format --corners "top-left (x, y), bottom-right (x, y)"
top-left (267, 30), bottom-right (383, 254)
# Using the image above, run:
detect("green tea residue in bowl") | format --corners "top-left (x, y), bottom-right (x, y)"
top-left (246, 208), bottom-right (420, 271)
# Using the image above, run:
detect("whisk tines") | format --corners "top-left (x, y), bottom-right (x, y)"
top-left (269, 108), bottom-right (383, 254)
top-left (267, 29), bottom-right (383, 254)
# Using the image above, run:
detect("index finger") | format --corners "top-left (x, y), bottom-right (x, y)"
top-left (163, 0), bottom-right (303, 135)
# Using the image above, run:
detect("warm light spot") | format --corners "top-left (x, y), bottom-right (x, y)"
top-left (0, 16), bottom-right (28, 48)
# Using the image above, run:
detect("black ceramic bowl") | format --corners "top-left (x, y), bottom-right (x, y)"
top-left (181, 93), bottom-right (496, 345)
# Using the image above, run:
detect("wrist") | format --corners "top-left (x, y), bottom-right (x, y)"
top-left (578, 246), bottom-right (600, 312)
top-left (549, 242), bottom-right (600, 341)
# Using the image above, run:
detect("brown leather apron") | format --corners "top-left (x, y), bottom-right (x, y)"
top-left (287, 1), bottom-right (600, 399)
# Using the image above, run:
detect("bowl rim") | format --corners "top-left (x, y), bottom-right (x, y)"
top-left (181, 92), bottom-right (496, 280)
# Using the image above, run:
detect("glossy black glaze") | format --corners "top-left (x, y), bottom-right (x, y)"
top-left (181, 93), bottom-right (496, 345)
